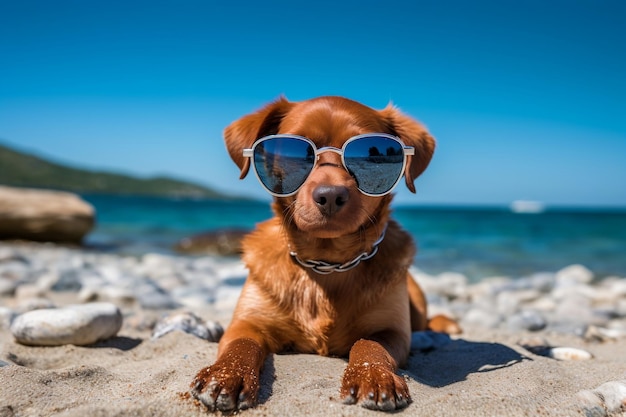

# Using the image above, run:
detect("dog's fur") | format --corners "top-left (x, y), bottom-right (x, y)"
top-left (190, 96), bottom-right (460, 412)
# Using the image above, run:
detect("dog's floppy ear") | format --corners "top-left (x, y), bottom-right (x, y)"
top-left (380, 104), bottom-right (436, 193)
top-left (224, 96), bottom-right (294, 179)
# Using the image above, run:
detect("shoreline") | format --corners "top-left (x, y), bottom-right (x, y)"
top-left (1, 241), bottom-right (626, 416)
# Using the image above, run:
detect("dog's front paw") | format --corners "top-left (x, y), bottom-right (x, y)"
top-left (340, 362), bottom-right (411, 411)
top-left (190, 360), bottom-right (260, 412)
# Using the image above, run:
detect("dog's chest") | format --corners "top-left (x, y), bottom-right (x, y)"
top-left (286, 273), bottom-right (376, 356)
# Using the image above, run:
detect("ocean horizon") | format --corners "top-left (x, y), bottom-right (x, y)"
top-left (80, 194), bottom-right (626, 282)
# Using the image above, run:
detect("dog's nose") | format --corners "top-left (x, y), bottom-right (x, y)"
top-left (312, 185), bottom-right (349, 216)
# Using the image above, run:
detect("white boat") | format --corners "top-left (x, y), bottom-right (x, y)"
top-left (510, 200), bottom-right (545, 214)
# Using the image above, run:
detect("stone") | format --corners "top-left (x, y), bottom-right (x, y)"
top-left (0, 186), bottom-right (94, 243)
top-left (10, 302), bottom-right (122, 346)
top-left (174, 228), bottom-right (248, 256)
top-left (578, 380), bottom-right (626, 415)
top-left (525, 344), bottom-right (593, 361)
top-left (152, 311), bottom-right (223, 342)
top-left (0, 277), bottom-right (17, 296)
top-left (555, 264), bottom-right (594, 286)
top-left (137, 291), bottom-right (180, 310)
top-left (0, 306), bottom-right (16, 329)
top-left (462, 308), bottom-right (502, 329)
top-left (506, 310), bottom-right (547, 332)
top-left (16, 297), bottom-right (56, 312)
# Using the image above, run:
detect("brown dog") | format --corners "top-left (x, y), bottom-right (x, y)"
top-left (190, 96), bottom-right (459, 412)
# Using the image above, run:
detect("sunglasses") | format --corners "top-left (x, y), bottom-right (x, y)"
top-left (243, 133), bottom-right (414, 197)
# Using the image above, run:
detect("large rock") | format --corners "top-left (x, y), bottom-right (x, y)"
top-left (10, 302), bottom-right (123, 346)
top-left (0, 186), bottom-right (94, 243)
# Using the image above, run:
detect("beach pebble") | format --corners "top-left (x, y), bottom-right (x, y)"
top-left (506, 310), bottom-right (547, 332)
top-left (10, 302), bottom-right (123, 346)
top-left (520, 342), bottom-right (594, 361)
top-left (137, 291), bottom-right (180, 310)
top-left (16, 297), bottom-right (56, 312)
top-left (462, 308), bottom-right (502, 329)
top-left (0, 307), bottom-right (17, 329)
top-left (577, 380), bottom-right (626, 415)
top-left (0, 277), bottom-right (17, 296)
top-left (556, 264), bottom-right (594, 286)
top-left (152, 311), bottom-right (223, 342)
top-left (583, 325), bottom-right (626, 342)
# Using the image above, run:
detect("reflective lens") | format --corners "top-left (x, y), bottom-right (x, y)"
top-left (343, 136), bottom-right (405, 195)
top-left (252, 137), bottom-right (315, 196)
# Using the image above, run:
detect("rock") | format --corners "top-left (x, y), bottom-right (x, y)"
top-left (152, 311), bottom-right (223, 342)
top-left (174, 228), bottom-right (248, 256)
top-left (496, 290), bottom-right (541, 316)
top-left (506, 310), bottom-right (547, 332)
top-left (578, 380), bottom-right (626, 415)
top-left (462, 308), bottom-right (502, 329)
top-left (0, 306), bottom-right (16, 329)
top-left (0, 277), bottom-right (17, 296)
top-left (10, 302), bottom-right (122, 346)
top-left (422, 271), bottom-right (468, 300)
top-left (0, 186), bottom-right (94, 243)
top-left (576, 389), bottom-right (607, 417)
top-left (521, 342), bottom-right (594, 361)
top-left (137, 291), bottom-right (180, 310)
top-left (16, 297), bottom-right (55, 312)
top-left (555, 264), bottom-right (594, 286)
top-left (583, 325), bottom-right (626, 342)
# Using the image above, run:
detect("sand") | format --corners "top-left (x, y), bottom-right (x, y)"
top-left (2, 297), bottom-right (626, 417)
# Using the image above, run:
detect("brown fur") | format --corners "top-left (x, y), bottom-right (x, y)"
top-left (190, 96), bottom-right (459, 412)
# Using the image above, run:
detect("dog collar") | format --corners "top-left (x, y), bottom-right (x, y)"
top-left (289, 224), bottom-right (387, 275)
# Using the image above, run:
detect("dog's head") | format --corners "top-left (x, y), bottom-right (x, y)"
top-left (224, 96), bottom-right (435, 239)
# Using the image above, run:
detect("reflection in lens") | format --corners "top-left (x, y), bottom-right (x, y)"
top-left (344, 136), bottom-right (404, 195)
top-left (253, 137), bottom-right (315, 195)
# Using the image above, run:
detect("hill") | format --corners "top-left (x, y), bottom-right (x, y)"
top-left (0, 141), bottom-right (230, 198)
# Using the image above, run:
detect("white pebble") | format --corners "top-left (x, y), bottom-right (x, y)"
top-left (519, 339), bottom-right (593, 361)
top-left (462, 308), bottom-right (502, 329)
top-left (556, 264), bottom-right (594, 286)
top-left (592, 380), bottom-right (626, 413)
top-left (578, 380), bottom-right (626, 415)
top-left (10, 302), bottom-right (122, 346)
top-left (547, 346), bottom-right (594, 361)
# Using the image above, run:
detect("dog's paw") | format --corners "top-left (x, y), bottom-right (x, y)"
top-left (190, 361), bottom-right (260, 412)
top-left (340, 362), bottom-right (411, 411)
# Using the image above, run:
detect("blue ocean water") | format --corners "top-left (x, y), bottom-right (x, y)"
top-left (81, 195), bottom-right (626, 282)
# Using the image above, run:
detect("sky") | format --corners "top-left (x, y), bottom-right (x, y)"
top-left (0, 0), bottom-right (624, 207)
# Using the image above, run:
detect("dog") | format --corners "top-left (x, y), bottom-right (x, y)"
top-left (190, 96), bottom-right (460, 412)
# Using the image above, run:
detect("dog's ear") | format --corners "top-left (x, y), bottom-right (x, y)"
top-left (380, 104), bottom-right (436, 193)
top-left (224, 96), bottom-right (294, 179)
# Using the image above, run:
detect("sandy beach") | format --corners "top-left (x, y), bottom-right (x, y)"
top-left (1, 242), bottom-right (625, 417)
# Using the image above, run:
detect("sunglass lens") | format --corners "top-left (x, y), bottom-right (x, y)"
top-left (253, 137), bottom-right (315, 195)
top-left (343, 136), bottom-right (405, 195)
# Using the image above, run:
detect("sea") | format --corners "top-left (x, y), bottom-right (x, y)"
top-left (80, 195), bottom-right (626, 283)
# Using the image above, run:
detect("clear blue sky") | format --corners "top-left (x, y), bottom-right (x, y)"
top-left (1, 0), bottom-right (624, 207)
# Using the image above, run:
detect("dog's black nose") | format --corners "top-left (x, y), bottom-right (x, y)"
top-left (312, 185), bottom-right (350, 216)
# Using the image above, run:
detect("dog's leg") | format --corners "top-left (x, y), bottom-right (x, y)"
top-left (190, 321), bottom-right (267, 412)
top-left (340, 331), bottom-right (411, 411)
top-left (407, 274), bottom-right (428, 331)
top-left (408, 274), bottom-right (462, 334)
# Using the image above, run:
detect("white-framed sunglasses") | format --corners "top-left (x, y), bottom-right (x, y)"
top-left (243, 133), bottom-right (414, 197)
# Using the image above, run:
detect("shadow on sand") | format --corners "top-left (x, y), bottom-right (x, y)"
top-left (405, 335), bottom-right (531, 388)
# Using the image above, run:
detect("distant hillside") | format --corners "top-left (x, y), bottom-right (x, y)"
top-left (0, 141), bottom-right (230, 198)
